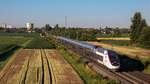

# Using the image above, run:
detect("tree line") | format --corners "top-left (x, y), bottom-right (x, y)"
top-left (46, 26), bottom-right (129, 41)
top-left (49, 27), bottom-right (101, 41)
top-left (1, 12), bottom-right (149, 48)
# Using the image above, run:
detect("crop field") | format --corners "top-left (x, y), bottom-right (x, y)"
top-left (0, 49), bottom-right (83, 84)
top-left (96, 37), bottom-right (130, 41)
top-left (99, 40), bottom-right (130, 46)
top-left (0, 33), bottom-right (55, 49)
top-left (95, 37), bottom-right (131, 47)
top-left (96, 37), bottom-right (130, 46)
top-left (24, 37), bottom-right (55, 49)
top-left (0, 32), bottom-right (56, 50)
top-left (0, 35), bottom-right (32, 56)
top-left (0, 32), bottom-right (39, 37)
top-left (0, 36), bottom-right (31, 46)
top-left (0, 44), bottom-right (15, 53)
top-left (0, 33), bottom-right (54, 70)
top-left (0, 35), bottom-right (32, 69)
top-left (0, 33), bottom-right (131, 83)
top-left (88, 42), bottom-right (150, 59)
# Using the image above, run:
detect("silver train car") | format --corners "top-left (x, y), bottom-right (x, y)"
top-left (56, 36), bottom-right (120, 70)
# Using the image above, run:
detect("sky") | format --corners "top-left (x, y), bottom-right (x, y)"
top-left (0, 0), bottom-right (150, 28)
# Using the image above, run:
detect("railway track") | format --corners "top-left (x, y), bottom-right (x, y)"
top-left (85, 42), bottom-right (150, 83)
top-left (87, 61), bottom-right (150, 84)
top-left (67, 49), bottom-right (150, 84)
top-left (65, 46), bottom-right (150, 84)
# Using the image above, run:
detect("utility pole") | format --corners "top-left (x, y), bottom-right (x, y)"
top-left (111, 33), bottom-right (114, 50)
top-left (76, 31), bottom-right (79, 40)
top-left (65, 16), bottom-right (67, 28)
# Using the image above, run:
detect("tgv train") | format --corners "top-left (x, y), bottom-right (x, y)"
top-left (55, 36), bottom-right (120, 70)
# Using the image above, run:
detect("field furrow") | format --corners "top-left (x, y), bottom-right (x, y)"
top-left (41, 49), bottom-right (51, 84)
top-left (0, 49), bottom-right (33, 84)
top-left (45, 49), bottom-right (84, 84)
top-left (0, 49), bottom-right (83, 84)
top-left (25, 49), bottom-right (41, 84)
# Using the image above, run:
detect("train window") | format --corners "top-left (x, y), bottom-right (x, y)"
top-left (97, 48), bottom-right (104, 53)
top-left (99, 55), bottom-right (103, 61)
top-left (95, 54), bottom-right (103, 61)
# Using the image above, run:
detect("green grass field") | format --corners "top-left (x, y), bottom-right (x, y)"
top-left (0, 35), bottom-right (32, 70)
top-left (0, 32), bottom-right (55, 49)
top-left (24, 37), bottom-right (55, 49)
top-left (0, 35), bottom-right (32, 53)
top-left (99, 40), bottom-right (130, 46)
top-left (0, 32), bottom-right (39, 37)
top-left (0, 44), bottom-right (14, 52)
top-left (140, 58), bottom-right (150, 74)
top-left (0, 44), bottom-right (17, 56)
top-left (0, 36), bottom-right (31, 46)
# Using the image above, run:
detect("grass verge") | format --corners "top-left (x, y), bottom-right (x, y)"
top-left (57, 46), bottom-right (117, 84)
top-left (0, 46), bottom-right (20, 70)
top-left (140, 58), bottom-right (150, 74)
top-left (144, 66), bottom-right (150, 74)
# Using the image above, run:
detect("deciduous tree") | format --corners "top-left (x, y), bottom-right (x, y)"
top-left (138, 27), bottom-right (150, 48)
top-left (130, 12), bottom-right (147, 44)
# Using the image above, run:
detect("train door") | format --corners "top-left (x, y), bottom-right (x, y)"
top-left (103, 50), bottom-right (108, 66)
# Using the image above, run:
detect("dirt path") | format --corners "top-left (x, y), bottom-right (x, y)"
top-left (0, 49), bottom-right (83, 84)
top-left (89, 42), bottom-right (150, 58)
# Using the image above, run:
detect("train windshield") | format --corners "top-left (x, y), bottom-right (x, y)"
top-left (108, 51), bottom-right (119, 66)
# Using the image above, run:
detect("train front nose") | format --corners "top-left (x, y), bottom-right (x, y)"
top-left (111, 61), bottom-right (120, 66)
top-left (108, 51), bottom-right (120, 69)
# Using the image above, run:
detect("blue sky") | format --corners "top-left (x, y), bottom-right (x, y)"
top-left (0, 0), bottom-right (150, 28)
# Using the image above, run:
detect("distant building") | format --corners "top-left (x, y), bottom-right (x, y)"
top-left (26, 23), bottom-right (34, 32)
top-left (0, 24), bottom-right (12, 28)
top-left (102, 27), bottom-right (114, 34)
top-left (7, 25), bottom-right (12, 28)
